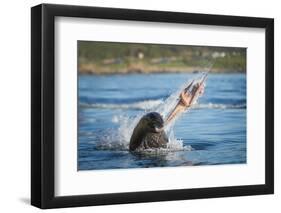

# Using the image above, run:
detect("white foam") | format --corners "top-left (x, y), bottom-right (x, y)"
top-left (80, 100), bottom-right (246, 111)
top-left (80, 99), bottom-right (163, 110)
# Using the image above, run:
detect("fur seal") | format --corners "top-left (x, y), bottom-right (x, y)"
top-left (129, 112), bottom-right (168, 151)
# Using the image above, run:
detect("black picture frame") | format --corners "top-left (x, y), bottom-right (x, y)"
top-left (31, 3), bottom-right (274, 209)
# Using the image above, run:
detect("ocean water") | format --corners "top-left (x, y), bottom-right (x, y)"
top-left (78, 73), bottom-right (246, 170)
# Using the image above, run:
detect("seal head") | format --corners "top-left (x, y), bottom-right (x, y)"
top-left (129, 112), bottom-right (168, 151)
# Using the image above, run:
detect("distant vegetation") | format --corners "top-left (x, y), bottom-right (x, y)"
top-left (78, 41), bottom-right (246, 74)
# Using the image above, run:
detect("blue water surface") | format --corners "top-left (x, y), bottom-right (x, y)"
top-left (78, 73), bottom-right (246, 170)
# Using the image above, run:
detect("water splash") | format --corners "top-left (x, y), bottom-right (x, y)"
top-left (95, 79), bottom-right (196, 152)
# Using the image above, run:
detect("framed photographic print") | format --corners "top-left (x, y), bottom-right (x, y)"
top-left (31, 3), bottom-right (274, 209)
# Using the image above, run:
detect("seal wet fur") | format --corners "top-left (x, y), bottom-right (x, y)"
top-left (129, 112), bottom-right (168, 151)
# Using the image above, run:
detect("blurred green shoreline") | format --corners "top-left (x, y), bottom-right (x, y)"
top-left (79, 67), bottom-right (246, 75)
top-left (78, 41), bottom-right (246, 75)
top-left (78, 64), bottom-right (245, 75)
